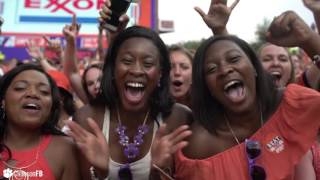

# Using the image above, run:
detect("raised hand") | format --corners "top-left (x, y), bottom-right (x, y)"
top-left (266, 11), bottom-right (317, 48)
top-left (194, 0), bottom-right (240, 35)
top-left (43, 36), bottom-right (63, 55)
top-left (62, 14), bottom-right (81, 43)
top-left (98, 0), bottom-right (129, 44)
top-left (151, 124), bottom-right (192, 169)
top-left (66, 118), bottom-right (109, 171)
top-left (303, 0), bottom-right (320, 14)
top-left (25, 40), bottom-right (44, 61)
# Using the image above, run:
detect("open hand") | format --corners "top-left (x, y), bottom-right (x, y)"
top-left (67, 118), bottom-right (109, 171)
top-left (194, 0), bottom-right (240, 35)
top-left (151, 124), bottom-right (192, 168)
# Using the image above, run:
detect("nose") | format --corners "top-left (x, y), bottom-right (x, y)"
top-left (271, 58), bottom-right (280, 66)
top-left (129, 62), bottom-right (144, 76)
top-left (218, 63), bottom-right (234, 77)
top-left (25, 86), bottom-right (40, 99)
top-left (173, 66), bottom-right (181, 76)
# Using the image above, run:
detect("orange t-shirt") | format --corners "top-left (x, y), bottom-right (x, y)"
top-left (175, 84), bottom-right (320, 180)
top-left (0, 135), bottom-right (55, 180)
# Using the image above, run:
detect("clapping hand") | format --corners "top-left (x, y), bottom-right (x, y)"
top-left (151, 124), bottom-right (192, 169)
top-left (66, 118), bottom-right (109, 171)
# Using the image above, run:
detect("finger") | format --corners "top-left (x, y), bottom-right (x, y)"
top-left (99, 10), bottom-right (111, 20)
top-left (72, 14), bottom-right (77, 27)
top-left (155, 123), bottom-right (167, 140)
top-left (194, 7), bottom-right (206, 18)
top-left (169, 130), bottom-right (192, 145)
top-left (217, 0), bottom-right (227, 5)
top-left (102, 4), bottom-right (112, 16)
top-left (104, 0), bottom-right (111, 7)
top-left (170, 141), bottom-right (189, 154)
top-left (279, 11), bottom-right (295, 32)
top-left (67, 121), bottom-right (90, 140)
top-left (166, 125), bottom-right (190, 141)
top-left (42, 36), bottom-right (52, 45)
top-left (87, 118), bottom-right (105, 140)
top-left (229, 0), bottom-right (240, 10)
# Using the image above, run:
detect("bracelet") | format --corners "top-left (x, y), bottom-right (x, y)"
top-left (152, 164), bottom-right (174, 180)
top-left (90, 166), bottom-right (108, 180)
top-left (312, 54), bottom-right (320, 69)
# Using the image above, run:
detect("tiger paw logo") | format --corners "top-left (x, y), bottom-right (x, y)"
top-left (3, 168), bottom-right (13, 178)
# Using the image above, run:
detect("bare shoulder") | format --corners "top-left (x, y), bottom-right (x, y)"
top-left (50, 135), bottom-right (77, 153)
top-left (183, 122), bottom-right (218, 159)
top-left (74, 103), bottom-right (105, 130)
top-left (164, 103), bottom-right (193, 131)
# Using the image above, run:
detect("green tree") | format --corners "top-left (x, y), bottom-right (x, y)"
top-left (250, 18), bottom-right (270, 52)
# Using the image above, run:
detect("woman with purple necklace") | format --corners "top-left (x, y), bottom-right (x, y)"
top-left (66, 1), bottom-right (193, 179)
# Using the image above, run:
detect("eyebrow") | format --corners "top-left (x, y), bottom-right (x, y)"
top-left (13, 80), bottom-right (50, 87)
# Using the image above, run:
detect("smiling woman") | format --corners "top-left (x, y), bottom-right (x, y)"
top-left (0, 64), bottom-right (80, 180)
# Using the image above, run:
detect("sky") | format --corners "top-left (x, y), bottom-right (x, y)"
top-left (158, 0), bottom-right (315, 45)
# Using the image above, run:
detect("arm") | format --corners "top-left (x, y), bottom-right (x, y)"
top-left (25, 40), bottom-right (57, 71)
top-left (60, 138), bottom-right (81, 180)
top-left (294, 150), bottom-right (316, 180)
top-left (97, 24), bottom-right (105, 62)
top-left (266, 11), bottom-right (320, 90)
top-left (194, 0), bottom-right (240, 35)
top-left (303, 0), bottom-right (320, 34)
top-left (63, 15), bottom-right (89, 104)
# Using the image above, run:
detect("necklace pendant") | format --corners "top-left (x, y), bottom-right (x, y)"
top-left (124, 143), bottom-right (139, 159)
top-left (138, 125), bottom-right (149, 134)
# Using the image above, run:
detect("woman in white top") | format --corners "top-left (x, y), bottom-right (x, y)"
top-left (67, 1), bottom-right (193, 179)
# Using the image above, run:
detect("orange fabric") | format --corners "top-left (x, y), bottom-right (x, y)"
top-left (175, 84), bottom-right (320, 180)
top-left (47, 70), bottom-right (72, 94)
top-left (0, 135), bottom-right (55, 180)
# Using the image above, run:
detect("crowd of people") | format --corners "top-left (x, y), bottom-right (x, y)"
top-left (0, 0), bottom-right (320, 179)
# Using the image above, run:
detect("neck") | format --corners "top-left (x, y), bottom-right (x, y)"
top-left (224, 104), bottom-right (262, 129)
top-left (115, 106), bottom-right (150, 128)
top-left (4, 128), bottom-right (42, 150)
top-left (175, 94), bottom-right (191, 108)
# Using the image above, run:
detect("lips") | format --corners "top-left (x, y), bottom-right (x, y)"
top-left (270, 71), bottom-right (282, 87)
top-left (21, 102), bottom-right (41, 114)
top-left (223, 80), bottom-right (245, 103)
top-left (124, 81), bottom-right (146, 104)
top-left (172, 80), bottom-right (183, 87)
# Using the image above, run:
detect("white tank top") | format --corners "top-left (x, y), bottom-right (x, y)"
top-left (102, 108), bottom-right (161, 180)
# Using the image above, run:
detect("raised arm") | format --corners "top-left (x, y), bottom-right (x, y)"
top-left (267, 11), bottom-right (320, 90)
top-left (25, 40), bottom-right (57, 71)
top-left (63, 15), bottom-right (89, 104)
top-left (194, 0), bottom-right (239, 35)
top-left (303, 0), bottom-right (320, 34)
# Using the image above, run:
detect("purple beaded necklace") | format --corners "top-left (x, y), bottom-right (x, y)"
top-left (115, 108), bottom-right (150, 179)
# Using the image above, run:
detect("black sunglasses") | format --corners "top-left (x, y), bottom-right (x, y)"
top-left (245, 139), bottom-right (266, 180)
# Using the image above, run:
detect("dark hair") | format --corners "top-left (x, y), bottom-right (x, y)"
top-left (168, 45), bottom-right (194, 63)
top-left (192, 35), bottom-right (278, 133)
top-left (82, 63), bottom-right (103, 104)
top-left (100, 26), bottom-right (174, 120)
top-left (59, 88), bottom-right (75, 116)
top-left (0, 64), bottom-right (63, 142)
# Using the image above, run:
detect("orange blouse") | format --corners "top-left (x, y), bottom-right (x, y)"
top-left (175, 84), bottom-right (320, 180)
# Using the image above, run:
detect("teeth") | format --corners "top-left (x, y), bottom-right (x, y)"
top-left (271, 72), bottom-right (281, 76)
top-left (127, 82), bottom-right (144, 88)
top-left (224, 80), bottom-right (240, 91)
top-left (25, 103), bottom-right (39, 109)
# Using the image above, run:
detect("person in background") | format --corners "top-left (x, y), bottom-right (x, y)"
top-left (168, 45), bottom-right (193, 109)
top-left (63, 15), bottom-right (103, 105)
top-left (47, 70), bottom-right (76, 133)
top-left (0, 64), bottom-right (80, 179)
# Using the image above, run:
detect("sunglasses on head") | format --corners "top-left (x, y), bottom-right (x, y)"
top-left (118, 164), bottom-right (133, 180)
top-left (245, 139), bottom-right (266, 180)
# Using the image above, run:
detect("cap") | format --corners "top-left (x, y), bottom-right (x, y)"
top-left (47, 70), bottom-right (72, 95)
